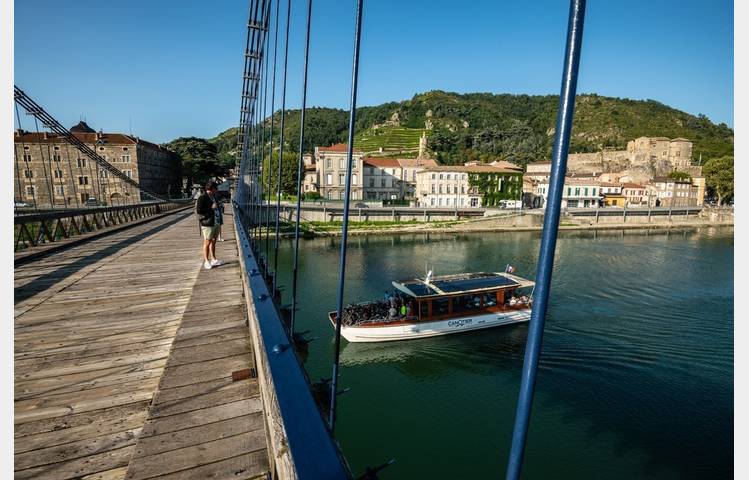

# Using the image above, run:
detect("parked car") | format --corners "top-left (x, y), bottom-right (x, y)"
top-left (14, 201), bottom-right (30, 208)
top-left (354, 202), bottom-right (368, 208)
top-left (85, 198), bottom-right (101, 207)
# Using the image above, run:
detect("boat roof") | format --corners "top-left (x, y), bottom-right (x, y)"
top-left (392, 271), bottom-right (534, 298)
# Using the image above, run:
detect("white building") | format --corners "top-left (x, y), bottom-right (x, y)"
top-left (651, 177), bottom-right (699, 207)
top-left (415, 164), bottom-right (522, 208)
top-left (534, 177), bottom-right (602, 208)
top-left (315, 143), bottom-right (364, 200)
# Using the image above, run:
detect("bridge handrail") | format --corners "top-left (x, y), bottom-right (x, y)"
top-left (233, 201), bottom-right (350, 480)
top-left (14, 201), bottom-right (189, 223)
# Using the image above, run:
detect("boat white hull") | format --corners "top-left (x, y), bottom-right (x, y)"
top-left (337, 309), bottom-right (531, 343)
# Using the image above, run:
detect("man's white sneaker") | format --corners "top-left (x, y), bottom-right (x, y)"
top-left (210, 259), bottom-right (223, 267)
top-left (217, 236), bottom-right (224, 242)
top-left (204, 260), bottom-right (213, 270)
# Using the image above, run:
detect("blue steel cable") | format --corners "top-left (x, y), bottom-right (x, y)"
top-left (265, 0), bottom-right (281, 267)
top-left (504, 1), bottom-right (586, 479)
top-left (329, 0), bottom-right (365, 433)
top-left (272, 0), bottom-right (292, 293)
top-left (258, 19), bottom-right (270, 257)
top-left (290, 0), bottom-right (313, 337)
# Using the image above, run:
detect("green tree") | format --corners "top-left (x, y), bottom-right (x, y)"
top-left (703, 155), bottom-right (734, 205)
top-left (668, 170), bottom-right (692, 182)
top-left (261, 151), bottom-right (299, 197)
top-left (164, 137), bottom-right (222, 187)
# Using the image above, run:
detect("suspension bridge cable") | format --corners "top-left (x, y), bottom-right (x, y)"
top-left (259, 16), bottom-right (271, 268)
top-left (32, 117), bottom-right (56, 210)
top-left (265, 0), bottom-right (281, 268)
top-left (272, 0), bottom-right (292, 293)
top-left (329, 0), bottom-right (365, 434)
top-left (504, 1), bottom-right (586, 478)
top-left (290, 0), bottom-right (313, 337)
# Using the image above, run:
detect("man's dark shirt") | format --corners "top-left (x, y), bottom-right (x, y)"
top-left (195, 193), bottom-right (215, 227)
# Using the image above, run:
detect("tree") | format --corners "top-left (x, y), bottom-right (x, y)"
top-left (164, 137), bottom-right (222, 187)
top-left (668, 170), bottom-right (692, 182)
top-left (261, 151), bottom-right (299, 197)
top-left (703, 155), bottom-right (734, 205)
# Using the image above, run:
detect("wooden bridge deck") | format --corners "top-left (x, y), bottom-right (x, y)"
top-left (14, 208), bottom-right (269, 479)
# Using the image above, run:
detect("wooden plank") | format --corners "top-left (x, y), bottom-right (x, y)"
top-left (140, 399), bottom-right (263, 438)
top-left (149, 381), bottom-right (259, 419)
top-left (15, 445), bottom-right (136, 480)
top-left (124, 431), bottom-right (267, 480)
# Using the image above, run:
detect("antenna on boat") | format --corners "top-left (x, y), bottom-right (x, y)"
top-left (425, 270), bottom-right (433, 284)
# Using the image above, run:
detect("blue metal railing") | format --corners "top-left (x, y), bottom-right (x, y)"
top-left (233, 202), bottom-right (350, 479)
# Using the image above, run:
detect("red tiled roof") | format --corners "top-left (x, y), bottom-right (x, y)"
top-left (363, 157), bottom-right (400, 168)
top-left (317, 143), bottom-right (361, 153)
top-left (421, 165), bottom-right (520, 174)
top-left (621, 183), bottom-right (645, 189)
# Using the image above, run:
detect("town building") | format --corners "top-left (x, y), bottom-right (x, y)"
top-left (627, 137), bottom-right (693, 171)
top-left (600, 183), bottom-right (625, 207)
top-left (415, 165), bottom-right (522, 208)
top-left (621, 183), bottom-right (647, 207)
top-left (14, 121), bottom-right (181, 207)
top-left (396, 158), bottom-right (439, 200)
top-left (363, 158), bottom-right (402, 200)
top-left (314, 143), bottom-right (364, 200)
top-left (301, 154), bottom-right (318, 196)
top-left (651, 177), bottom-right (699, 207)
top-left (534, 177), bottom-right (602, 209)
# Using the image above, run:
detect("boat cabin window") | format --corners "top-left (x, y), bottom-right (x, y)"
top-left (419, 301), bottom-right (429, 318)
top-left (483, 292), bottom-right (498, 307)
top-left (452, 295), bottom-right (482, 314)
top-left (432, 298), bottom-right (450, 316)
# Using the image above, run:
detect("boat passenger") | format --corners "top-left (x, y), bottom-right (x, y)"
top-left (400, 304), bottom-right (407, 317)
top-left (389, 306), bottom-right (398, 319)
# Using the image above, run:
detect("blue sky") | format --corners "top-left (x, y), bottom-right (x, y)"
top-left (14, 0), bottom-right (734, 143)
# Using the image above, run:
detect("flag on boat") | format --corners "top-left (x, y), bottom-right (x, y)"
top-left (505, 265), bottom-right (516, 273)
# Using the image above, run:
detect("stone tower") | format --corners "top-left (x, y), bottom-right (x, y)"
top-left (418, 132), bottom-right (428, 159)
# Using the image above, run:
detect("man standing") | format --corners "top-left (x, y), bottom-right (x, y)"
top-left (195, 180), bottom-right (223, 270)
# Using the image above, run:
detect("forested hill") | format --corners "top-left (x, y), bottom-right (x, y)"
top-left (209, 91), bottom-right (733, 167)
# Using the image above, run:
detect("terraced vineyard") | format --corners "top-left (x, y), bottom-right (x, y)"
top-left (355, 126), bottom-right (429, 154)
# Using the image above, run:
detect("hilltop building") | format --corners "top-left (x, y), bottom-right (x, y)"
top-left (14, 121), bottom-right (181, 207)
top-left (314, 143), bottom-right (364, 200)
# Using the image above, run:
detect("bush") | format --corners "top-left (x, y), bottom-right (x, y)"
top-left (304, 191), bottom-right (321, 201)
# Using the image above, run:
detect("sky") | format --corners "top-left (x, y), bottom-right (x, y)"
top-left (14, 0), bottom-right (734, 144)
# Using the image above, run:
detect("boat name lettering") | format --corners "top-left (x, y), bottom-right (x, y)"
top-left (448, 319), bottom-right (472, 328)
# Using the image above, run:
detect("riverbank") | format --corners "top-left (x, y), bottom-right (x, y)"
top-left (269, 216), bottom-right (734, 237)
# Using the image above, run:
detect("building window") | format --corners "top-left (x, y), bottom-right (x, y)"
top-left (326, 158), bottom-right (331, 169)
top-left (461, 186), bottom-right (465, 194)
top-left (339, 173), bottom-right (345, 185)
top-left (99, 146), bottom-right (105, 151)
top-left (54, 185), bottom-right (65, 196)
top-left (592, 188), bottom-right (596, 196)
top-left (431, 198), bottom-right (435, 206)
top-left (438, 198), bottom-right (442, 206)
top-left (26, 186), bottom-right (35, 196)
top-left (439, 185), bottom-right (443, 194)
top-left (23, 169), bottom-right (33, 178)
top-left (77, 158), bottom-right (86, 168)
top-left (431, 185), bottom-right (435, 193)
top-left (123, 147), bottom-right (128, 151)
top-left (381, 179), bottom-right (386, 188)
top-left (81, 193), bottom-right (90, 202)
top-left (78, 176), bottom-right (89, 185)
top-left (446, 198), bottom-right (451, 206)
top-left (446, 174), bottom-right (451, 180)
top-left (439, 174), bottom-right (443, 180)
top-left (121, 155), bottom-right (131, 163)
top-left (567, 187), bottom-right (571, 196)
top-left (23, 153), bottom-right (32, 162)
top-left (412, 171), bottom-right (416, 181)
top-left (352, 174), bottom-right (357, 185)
top-left (53, 170), bottom-right (63, 178)
top-left (326, 173), bottom-right (333, 185)
top-left (339, 158), bottom-right (345, 169)
top-left (53, 154), bottom-right (61, 162)
top-left (431, 173), bottom-right (436, 180)
top-left (575, 187), bottom-right (580, 196)
top-left (53, 146), bottom-right (60, 151)
top-left (584, 187), bottom-right (588, 196)
top-left (369, 178), bottom-right (375, 187)
top-left (100, 169), bottom-right (108, 178)
top-left (124, 170), bottom-right (132, 178)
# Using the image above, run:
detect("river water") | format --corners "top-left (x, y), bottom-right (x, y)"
top-left (273, 226), bottom-right (733, 479)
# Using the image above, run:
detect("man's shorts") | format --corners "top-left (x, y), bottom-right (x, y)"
top-left (201, 225), bottom-right (219, 240)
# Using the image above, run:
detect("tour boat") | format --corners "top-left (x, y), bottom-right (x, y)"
top-left (329, 271), bottom-right (535, 343)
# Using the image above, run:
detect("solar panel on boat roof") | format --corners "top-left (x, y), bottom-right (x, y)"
top-left (404, 283), bottom-right (439, 296)
top-left (432, 275), bottom-right (518, 293)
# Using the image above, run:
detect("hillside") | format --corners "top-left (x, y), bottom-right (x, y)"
top-left (208, 91), bottom-right (733, 168)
